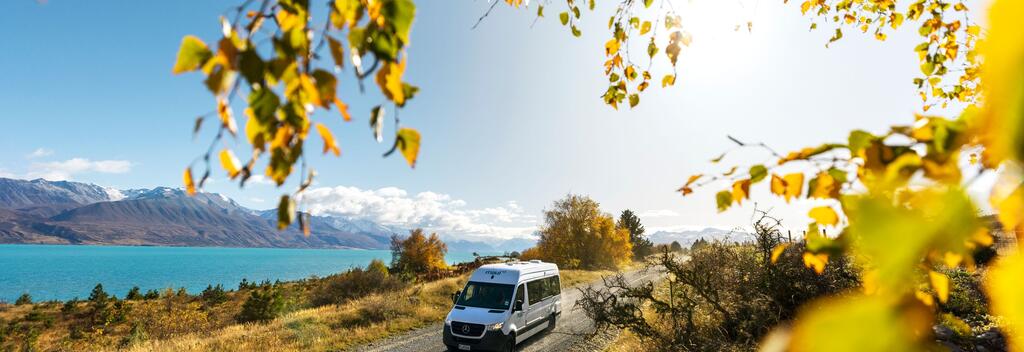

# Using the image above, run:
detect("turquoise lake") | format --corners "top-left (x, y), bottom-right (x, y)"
top-left (0, 244), bottom-right (487, 302)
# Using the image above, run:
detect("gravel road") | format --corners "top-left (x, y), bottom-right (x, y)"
top-left (352, 267), bottom-right (662, 352)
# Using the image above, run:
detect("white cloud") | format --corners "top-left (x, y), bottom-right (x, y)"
top-left (26, 158), bottom-right (132, 181)
top-left (298, 186), bottom-right (536, 240)
top-left (25, 148), bottom-right (54, 159)
top-left (639, 209), bottom-right (681, 218)
top-left (246, 174), bottom-right (275, 186)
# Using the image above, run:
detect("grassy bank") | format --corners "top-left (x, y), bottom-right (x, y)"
top-left (0, 264), bottom-right (625, 351)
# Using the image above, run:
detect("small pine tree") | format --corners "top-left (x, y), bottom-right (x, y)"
top-left (143, 289), bottom-right (160, 300)
top-left (88, 284), bottom-right (111, 327)
top-left (125, 286), bottom-right (142, 300)
top-left (671, 240), bottom-right (684, 252)
top-left (236, 286), bottom-right (286, 323)
top-left (618, 209), bottom-right (654, 260)
top-left (15, 293), bottom-right (32, 306)
top-left (201, 284), bottom-right (228, 306)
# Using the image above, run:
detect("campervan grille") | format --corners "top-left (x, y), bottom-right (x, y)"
top-left (451, 321), bottom-right (485, 337)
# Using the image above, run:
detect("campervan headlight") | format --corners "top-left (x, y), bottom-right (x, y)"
top-left (445, 318), bottom-right (452, 326)
top-left (487, 322), bottom-right (504, 331)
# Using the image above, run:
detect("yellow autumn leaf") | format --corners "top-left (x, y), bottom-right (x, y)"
top-left (219, 149), bottom-right (242, 179)
top-left (782, 172), bottom-right (806, 202)
top-left (183, 167), bottom-right (197, 196)
top-left (375, 58), bottom-right (407, 105)
top-left (808, 206), bottom-right (839, 226)
top-left (605, 38), bottom-right (620, 56)
top-left (771, 174), bottom-right (786, 197)
top-left (397, 128), bottom-right (421, 168)
top-left (217, 97), bottom-right (237, 136)
top-left (771, 243), bottom-right (790, 264)
top-left (986, 254), bottom-right (1024, 352)
top-left (315, 123), bottom-right (341, 156)
top-left (802, 252), bottom-right (828, 274)
top-left (334, 97), bottom-right (352, 122)
top-left (809, 171), bottom-right (838, 199)
top-left (788, 295), bottom-right (929, 352)
top-left (929, 271), bottom-right (949, 303)
top-left (977, 0), bottom-right (1024, 164)
top-left (732, 179), bottom-right (751, 204)
top-left (685, 174), bottom-right (702, 186)
top-left (640, 21), bottom-right (652, 35)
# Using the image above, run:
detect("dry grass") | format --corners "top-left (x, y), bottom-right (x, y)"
top-left (125, 275), bottom-right (465, 352)
top-left (1, 262), bottom-right (631, 352)
top-left (124, 267), bottom-right (621, 351)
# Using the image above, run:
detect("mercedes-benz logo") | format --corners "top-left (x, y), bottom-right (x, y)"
top-left (461, 325), bottom-right (471, 334)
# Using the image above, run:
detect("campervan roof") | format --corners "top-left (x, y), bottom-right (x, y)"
top-left (468, 261), bottom-right (558, 285)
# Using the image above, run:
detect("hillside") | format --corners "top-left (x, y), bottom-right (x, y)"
top-left (0, 178), bottom-right (392, 249)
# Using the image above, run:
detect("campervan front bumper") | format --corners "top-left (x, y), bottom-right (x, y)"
top-left (443, 322), bottom-right (512, 351)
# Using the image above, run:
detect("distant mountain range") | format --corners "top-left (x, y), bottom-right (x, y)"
top-left (0, 178), bottom-right (540, 251)
top-left (648, 227), bottom-right (751, 246)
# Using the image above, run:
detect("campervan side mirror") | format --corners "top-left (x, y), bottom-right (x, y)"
top-left (513, 299), bottom-right (524, 312)
top-left (451, 290), bottom-right (461, 304)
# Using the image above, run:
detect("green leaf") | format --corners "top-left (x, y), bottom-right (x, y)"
top-left (277, 195), bottom-right (296, 230)
top-left (537, 5), bottom-right (544, 17)
top-left (847, 130), bottom-right (874, 155)
top-left (381, 0), bottom-right (416, 44)
top-left (248, 87), bottom-right (280, 124)
top-left (749, 165), bottom-right (768, 183)
top-left (644, 0), bottom-right (654, 7)
top-left (559, 12), bottom-right (569, 25)
top-left (173, 35), bottom-right (213, 74)
top-left (238, 49), bottom-right (265, 83)
top-left (716, 190), bottom-right (733, 212)
top-left (571, 25), bottom-right (582, 37)
top-left (628, 94), bottom-right (639, 108)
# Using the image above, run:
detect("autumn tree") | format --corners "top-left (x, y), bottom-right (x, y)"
top-left (534, 194), bottom-right (632, 270)
top-left (618, 209), bottom-right (653, 260)
top-left (390, 228), bottom-right (448, 276)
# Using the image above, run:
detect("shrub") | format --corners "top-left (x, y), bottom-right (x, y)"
top-left (236, 285), bottom-right (286, 323)
top-left (366, 259), bottom-right (390, 277)
top-left (15, 293), bottom-right (31, 306)
top-left (61, 298), bottom-right (79, 315)
top-left (125, 286), bottom-right (142, 300)
top-left (143, 289), bottom-right (160, 300)
top-left (310, 266), bottom-right (405, 307)
top-left (200, 284), bottom-right (229, 306)
top-left (577, 214), bottom-right (859, 351)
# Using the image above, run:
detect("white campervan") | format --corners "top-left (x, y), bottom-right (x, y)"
top-left (443, 260), bottom-right (561, 352)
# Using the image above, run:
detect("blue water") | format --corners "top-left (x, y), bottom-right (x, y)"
top-left (0, 244), bottom-right (487, 302)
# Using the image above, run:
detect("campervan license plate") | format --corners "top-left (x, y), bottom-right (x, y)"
top-left (458, 344), bottom-right (471, 350)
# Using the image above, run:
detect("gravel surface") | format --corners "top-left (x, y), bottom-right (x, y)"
top-left (352, 267), bottom-right (662, 352)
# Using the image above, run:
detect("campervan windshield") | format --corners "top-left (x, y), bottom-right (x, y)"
top-left (456, 281), bottom-right (515, 310)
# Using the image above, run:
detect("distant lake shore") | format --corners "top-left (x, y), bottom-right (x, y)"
top-left (0, 244), bottom-right (491, 302)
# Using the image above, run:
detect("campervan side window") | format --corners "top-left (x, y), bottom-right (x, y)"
top-left (526, 276), bottom-right (561, 305)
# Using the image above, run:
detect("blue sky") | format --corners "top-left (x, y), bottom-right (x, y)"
top-left (0, 0), bottom-right (987, 240)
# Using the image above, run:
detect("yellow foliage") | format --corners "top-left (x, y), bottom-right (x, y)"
top-left (534, 194), bottom-right (632, 269)
top-left (788, 295), bottom-right (931, 352)
top-left (391, 229), bottom-right (448, 276)
top-left (987, 254), bottom-right (1024, 352)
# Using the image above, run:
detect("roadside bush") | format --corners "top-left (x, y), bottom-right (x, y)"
top-left (310, 265), bottom-right (405, 307)
top-left (940, 268), bottom-right (988, 322)
top-left (577, 214), bottom-right (859, 351)
top-left (15, 293), bottom-right (31, 306)
top-left (236, 285), bottom-right (286, 323)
